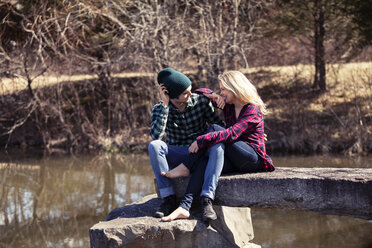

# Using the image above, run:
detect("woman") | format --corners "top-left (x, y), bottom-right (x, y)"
top-left (161, 70), bottom-right (274, 222)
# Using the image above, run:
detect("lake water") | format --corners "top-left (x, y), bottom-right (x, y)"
top-left (0, 150), bottom-right (371, 248)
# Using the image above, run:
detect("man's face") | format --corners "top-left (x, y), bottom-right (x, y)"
top-left (173, 86), bottom-right (192, 104)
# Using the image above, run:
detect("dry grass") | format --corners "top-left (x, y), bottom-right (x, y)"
top-left (1, 62), bottom-right (370, 98)
top-left (1, 62), bottom-right (371, 154)
top-left (245, 62), bottom-right (372, 154)
top-left (0, 72), bottom-right (156, 95)
top-left (243, 62), bottom-right (372, 112)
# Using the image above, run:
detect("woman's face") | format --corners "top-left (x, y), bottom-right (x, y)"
top-left (219, 82), bottom-right (235, 104)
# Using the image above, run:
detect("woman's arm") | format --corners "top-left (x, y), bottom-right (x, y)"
top-left (194, 88), bottom-right (225, 109)
top-left (196, 105), bottom-right (262, 149)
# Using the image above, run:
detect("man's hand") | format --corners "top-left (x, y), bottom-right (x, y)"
top-left (203, 93), bottom-right (225, 109)
top-left (189, 141), bottom-right (199, 153)
top-left (159, 84), bottom-right (169, 107)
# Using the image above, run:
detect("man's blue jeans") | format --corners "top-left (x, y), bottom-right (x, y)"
top-left (148, 140), bottom-right (224, 208)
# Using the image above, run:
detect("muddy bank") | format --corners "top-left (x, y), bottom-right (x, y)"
top-left (0, 66), bottom-right (371, 155)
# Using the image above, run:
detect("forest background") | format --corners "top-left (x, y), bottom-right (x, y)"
top-left (0, 0), bottom-right (371, 156)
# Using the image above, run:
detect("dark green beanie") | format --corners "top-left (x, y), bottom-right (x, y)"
top-left (157, 68), bottom-right (192, 99)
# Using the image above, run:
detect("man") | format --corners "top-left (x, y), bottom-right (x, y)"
top-left (148, 68), bottom-right (225, 221)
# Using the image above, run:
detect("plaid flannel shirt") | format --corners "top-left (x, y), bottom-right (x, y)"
top-left (194, 88), bottom-right (275, 172)
top-left (150, 93), bottom-right (224, 146)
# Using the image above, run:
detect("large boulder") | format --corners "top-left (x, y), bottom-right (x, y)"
top-left (90, 167), bottom-right (372, 247)
top-left (161, 167), bottom-right (372, 219)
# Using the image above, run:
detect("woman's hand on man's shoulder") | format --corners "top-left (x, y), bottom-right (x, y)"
top-left (203, 93), bottom-right (225, 109)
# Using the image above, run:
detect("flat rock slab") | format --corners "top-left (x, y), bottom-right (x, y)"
top-left (90, 194), bottom-right (259, 248)
top-left (166, 167), bottom-right (372, 219)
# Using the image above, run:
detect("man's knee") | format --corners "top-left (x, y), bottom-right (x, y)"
top-left (208, 143), bottom-right (225, 155)
top-left (148, 140), bottom-right (166, 154)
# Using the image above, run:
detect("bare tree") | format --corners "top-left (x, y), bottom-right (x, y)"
top-left (0, 0), bottom-right (273, 152)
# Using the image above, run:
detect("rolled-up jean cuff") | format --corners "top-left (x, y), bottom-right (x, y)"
top-left (159, 186), bottom-right (175, 198)
top-left (179, 204), bottom-right (190, 211)
top-left (201, 191), bottom-right (214, 200)
top-left (179, 195), bottom-right (193, 211)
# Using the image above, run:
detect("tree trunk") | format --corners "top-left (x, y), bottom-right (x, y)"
top-left (313, 0), bottom-right (326, 91)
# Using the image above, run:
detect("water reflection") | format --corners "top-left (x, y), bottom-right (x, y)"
top-left (252, 208), bottom-right (372, 248)
top-left (0, 152), bottom-right (155, 248)
top-left (0, 152), bottom-right (371, 248)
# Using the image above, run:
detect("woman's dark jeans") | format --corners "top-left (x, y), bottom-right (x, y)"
top-left (184, 124), bottom-right (264, 174)
top-left (211, 124), bottom-right (264, 173)
top-left (179, 154), bottom-right (208, 211)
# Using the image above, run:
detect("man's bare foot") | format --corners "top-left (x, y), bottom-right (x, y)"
top-left (161, 163), bottom-right (190, 178)
top-left (161, 207), bottom-right (190, 222)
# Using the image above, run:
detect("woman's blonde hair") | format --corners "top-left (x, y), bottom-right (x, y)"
top-left (218, 70), bottom-right (267, 115)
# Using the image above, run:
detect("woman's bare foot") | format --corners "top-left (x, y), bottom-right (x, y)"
top-left (161, 207), bottom-right (190, 222)
top-left (161, 163), bottom-right (190, 178)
